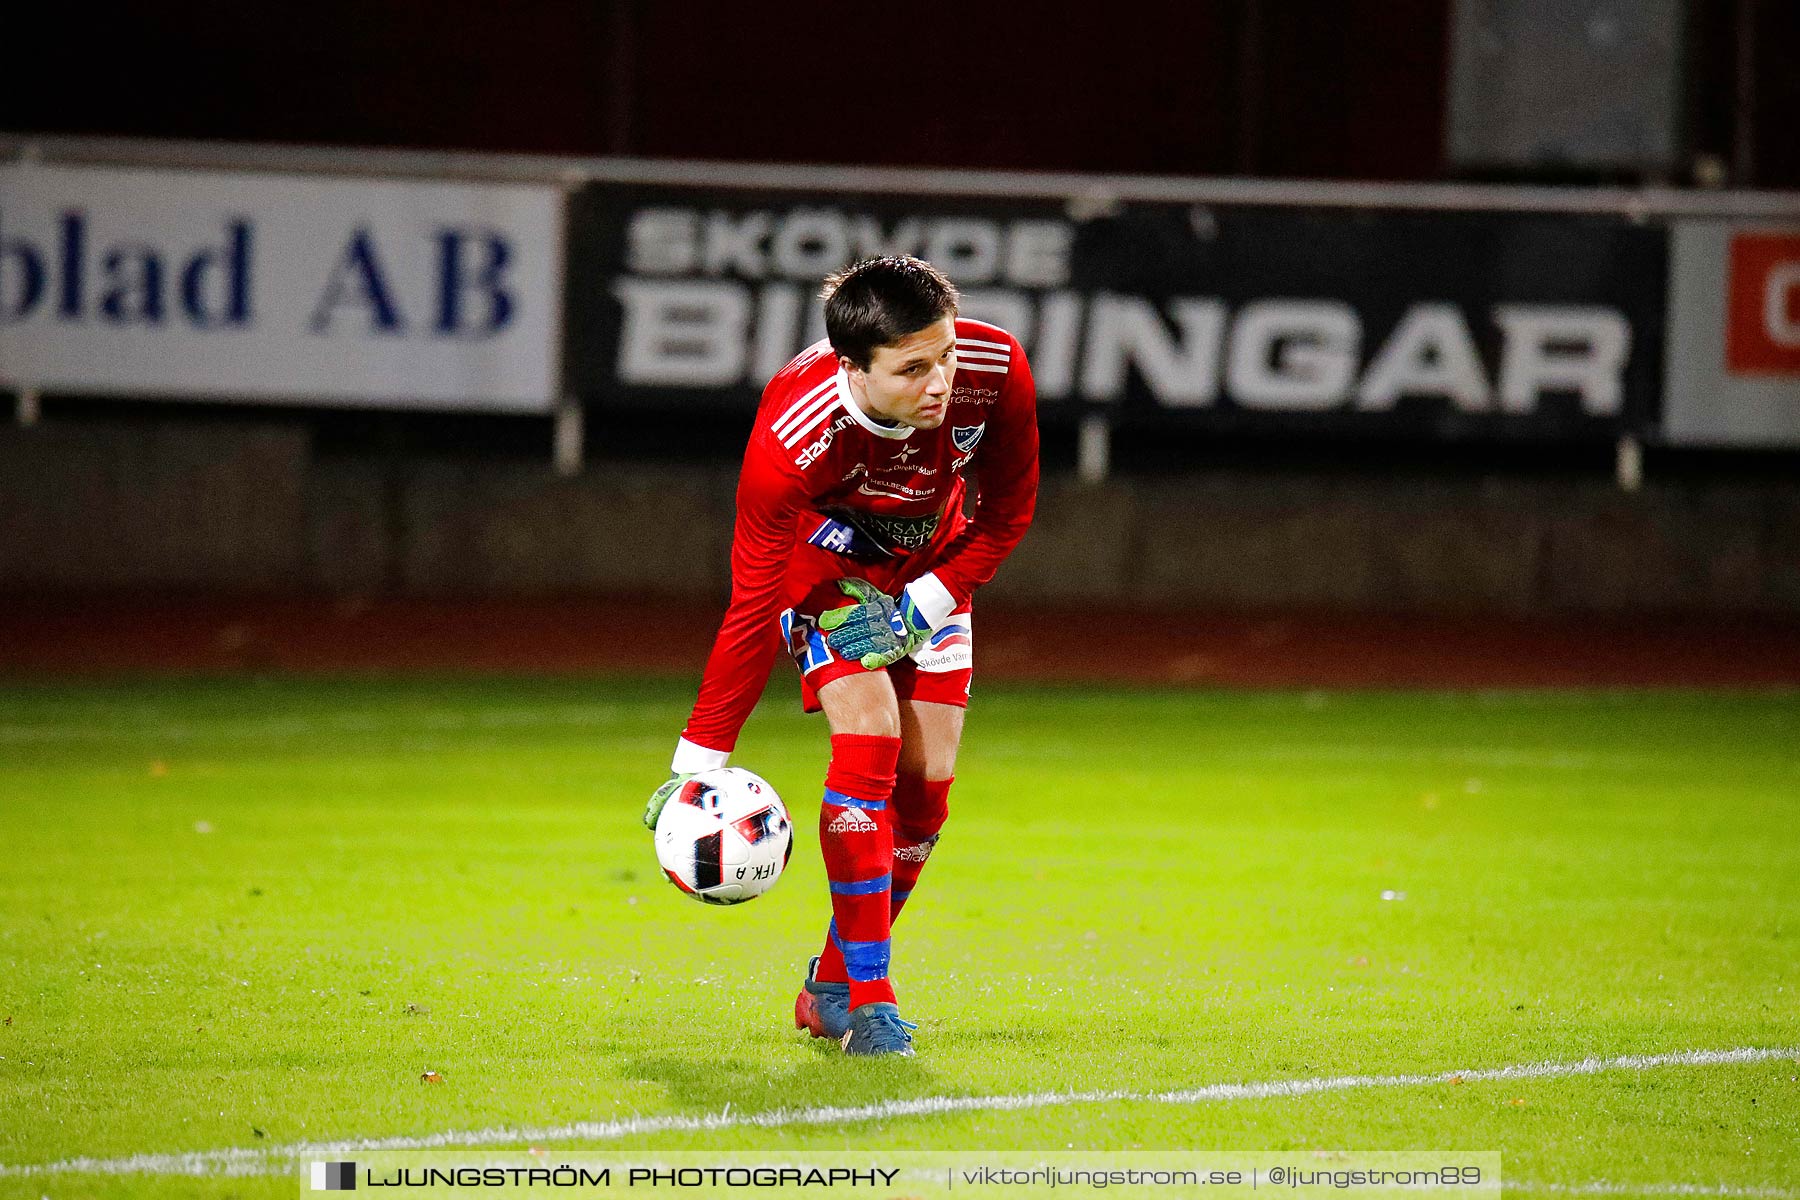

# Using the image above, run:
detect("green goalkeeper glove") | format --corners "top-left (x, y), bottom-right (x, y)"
top-left (817, 578), bottom-right (901, 666)
top-left (643, 772), bottom-right (694, 831)
top-left (873, 583), bottom-right (934, 669)
top-left (817, 578), bottom-right (933, 670)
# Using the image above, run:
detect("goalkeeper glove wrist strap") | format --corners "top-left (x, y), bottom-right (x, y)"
top-left (671, 736), bottom-right (729, 774)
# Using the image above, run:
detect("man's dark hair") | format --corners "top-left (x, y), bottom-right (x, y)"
top-left (821, 256), bottom-right (960, 369)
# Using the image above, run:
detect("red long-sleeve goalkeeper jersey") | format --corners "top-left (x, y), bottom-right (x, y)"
top-left (672, 318), bottom-right (1039, 770)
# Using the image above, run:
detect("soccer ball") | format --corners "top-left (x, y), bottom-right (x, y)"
top-left (654, 767), bottom-right (792, 905)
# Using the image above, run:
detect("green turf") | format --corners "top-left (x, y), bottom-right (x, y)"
top-left (0, 677), bottom-right (1795, 1198)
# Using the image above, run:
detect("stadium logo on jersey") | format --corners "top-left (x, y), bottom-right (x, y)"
top-left (951, 424), bottom-right (985, 455)
top-left (794, 412), bottom-right (856, 468)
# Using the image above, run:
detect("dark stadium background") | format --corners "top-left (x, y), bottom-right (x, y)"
top-left (13, 2), bottom-right (1799, 182)
top-left (3, 1), bottom-right (1799, 674)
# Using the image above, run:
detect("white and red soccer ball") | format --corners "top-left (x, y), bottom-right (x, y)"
top-left (654, 767), bottom-right (792, 904)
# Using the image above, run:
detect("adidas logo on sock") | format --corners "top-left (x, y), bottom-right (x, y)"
top-left (826, 808), bottom-right (879, 834)
top-left (893, 838), bottom-right (936, 862)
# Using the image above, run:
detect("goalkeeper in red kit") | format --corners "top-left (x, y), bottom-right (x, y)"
top-left (643, 255), bottom-right (1039, 1056)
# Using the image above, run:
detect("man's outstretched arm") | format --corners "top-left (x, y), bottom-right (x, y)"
top-left (664, 448), bottom-right (807, 771)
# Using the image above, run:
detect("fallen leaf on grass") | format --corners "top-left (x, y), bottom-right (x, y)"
top-left (420, 1071), bottom-right (444, 1084)
top-left (1448, 1075), bottom-right (1463, 1085)
top-left (1505, 1098), bottom-right (1527, 1107)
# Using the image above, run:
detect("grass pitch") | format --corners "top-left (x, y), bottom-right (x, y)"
top-left (0, 676), bottom-right (1795, 1198)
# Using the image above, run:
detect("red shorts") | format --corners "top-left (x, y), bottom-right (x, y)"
top-left (778, 539), bottom-right (973, 714)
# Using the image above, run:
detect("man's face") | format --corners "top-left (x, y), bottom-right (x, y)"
top-left (845, 315), bottom-right (957, 430)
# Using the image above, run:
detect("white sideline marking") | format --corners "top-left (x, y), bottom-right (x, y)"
top-left (4, 1045), bottom-right (1793, 1179)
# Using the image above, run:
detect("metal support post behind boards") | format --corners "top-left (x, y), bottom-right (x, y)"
top-left (553, 394), bottom-right (584, 477)
top-left (1078, 414), bottom-right (1111, 485)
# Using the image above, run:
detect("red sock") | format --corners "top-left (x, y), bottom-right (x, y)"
top-left (813, 733), bottom-right (899, 1009)
top-left (890, 775), bottom-right (952, 922)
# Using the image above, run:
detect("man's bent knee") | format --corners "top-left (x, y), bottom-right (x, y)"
top-left (818, 670), bottom-right (901, 739)
top-left (898, 699), bottom-right (964, 779)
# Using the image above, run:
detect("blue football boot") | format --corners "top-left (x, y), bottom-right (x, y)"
top-left (840, 1002), bottom-right (917, 1057)
top-left (792, 955), bottom-right (851, 1041)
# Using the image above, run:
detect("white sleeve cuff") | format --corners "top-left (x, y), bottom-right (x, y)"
top-left (902, 572), bottom-right (958, 631)
top-left (672, 737), bottom-right (730, 774)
